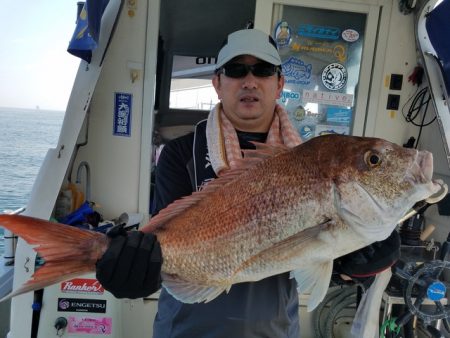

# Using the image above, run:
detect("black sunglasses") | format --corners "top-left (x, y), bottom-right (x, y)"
top-left (216, 63), bottom-right (281, 78)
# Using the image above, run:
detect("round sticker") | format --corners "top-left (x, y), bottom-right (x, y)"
top-left (294, 106), bottom-right (306, 120)
top-left (322, 63), bottom-right (348, 91)
top-left (342, 29), bottom-right (359, 42)
top-left (427, 281), bottom-right (446, 301)
top-left (59, 299), bottom-right (70, 310)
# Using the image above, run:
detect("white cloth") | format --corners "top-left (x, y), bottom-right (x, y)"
top-left (351, 269), bottom-right (392, 338)
top-left (205, 103), bottom-right (301, 175)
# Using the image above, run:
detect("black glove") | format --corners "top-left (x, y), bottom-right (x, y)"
top-left (96, 226), bottom-right (162, 298)
top-left (334, 230), bottom-right (400, 278)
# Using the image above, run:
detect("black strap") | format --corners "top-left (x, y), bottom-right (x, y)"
top-left (189, 120), bottom-right (217, 191)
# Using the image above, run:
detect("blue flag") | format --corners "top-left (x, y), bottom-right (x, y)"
top-left (67, 0), bottom-right (110, 62)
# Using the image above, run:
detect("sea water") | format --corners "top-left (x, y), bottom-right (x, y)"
top-left (0, 107), bottom-right (64, 255)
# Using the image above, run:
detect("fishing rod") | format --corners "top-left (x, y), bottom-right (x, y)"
top-left (397, 181), bottom-right (448, 225)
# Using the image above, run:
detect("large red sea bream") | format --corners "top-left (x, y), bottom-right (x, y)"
top-left (0, 135), bottom-right (445, 310)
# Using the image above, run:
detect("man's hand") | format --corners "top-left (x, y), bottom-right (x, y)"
top-left (96, 227), bottom-right (162, 298)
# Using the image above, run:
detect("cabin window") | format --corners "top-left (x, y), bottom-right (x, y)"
top-left (272, 5), bottom-right (367, 141)
top-left (169, 55), bottom-right (219, 111)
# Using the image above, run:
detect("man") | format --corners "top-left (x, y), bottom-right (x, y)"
top-left (96, 28), bottom-right (399, 338)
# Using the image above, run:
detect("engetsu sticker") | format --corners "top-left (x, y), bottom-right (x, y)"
top-left (68, 316), bottom-right (112, 335)
top-left (342, 29), bottom-right (359, 42)
top-left (58, 298), bottom-right (107, 313)
top-left (274, 21), bottom-right (291, 48)
top-left (322, 63), bottom-right (348, 91)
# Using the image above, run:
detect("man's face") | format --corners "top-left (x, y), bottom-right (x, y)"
top-left (212, 55), bottom-right (284, 132)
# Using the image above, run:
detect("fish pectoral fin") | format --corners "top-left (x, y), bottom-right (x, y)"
top-left (161, 272), bottom-right (229, 303)
top-left (291, 260), bottom-right (333, 312)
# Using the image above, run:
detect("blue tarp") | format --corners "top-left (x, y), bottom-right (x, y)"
top-left (67, 0), bottom-right (110, 62)
top-left (426, 0), bottom-right (450, 94)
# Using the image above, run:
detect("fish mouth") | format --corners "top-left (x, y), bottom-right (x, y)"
top-left (417, 151), bottom-right (433, 182)
top-left (407, 150), bottom-right (434, 186)
top-left (407, 150), bottom-right (446, 202)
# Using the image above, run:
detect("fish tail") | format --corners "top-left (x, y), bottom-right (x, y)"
top-left (0, 214), bottom-right (109, 299)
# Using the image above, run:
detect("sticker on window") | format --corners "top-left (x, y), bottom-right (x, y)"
top-left (342, 29), bottom-right (359, 42)
top-left (321, 63), bottom-right (348, 91)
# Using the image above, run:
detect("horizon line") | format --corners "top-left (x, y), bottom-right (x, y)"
top-left (0, 106), bottom-right (65, 113)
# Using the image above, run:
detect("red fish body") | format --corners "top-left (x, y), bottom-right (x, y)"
top-left (0, 135), bottom-right (445, 310)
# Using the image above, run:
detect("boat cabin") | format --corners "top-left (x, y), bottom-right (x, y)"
top-left (2, 0), bottom-right (450, 337)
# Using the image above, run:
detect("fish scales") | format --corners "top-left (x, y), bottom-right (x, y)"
top-left (156, 147), bottom-right (330, 283)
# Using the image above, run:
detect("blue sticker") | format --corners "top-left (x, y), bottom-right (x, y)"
top-left (326, 107), bottom-right (352, 124)
top-left (282, 57), bottom-right (312, 85)
top-left (299, 125), bottom-right (315, 140)
top-left (280, 90), bottom-right (301, 104)
top-left (113, 93), bottom-right (132, 137)
top-left (298, 24), bottom-right (341, 40)
top-left (316, 124), bottom-right (349, 136)
top-left (427, 281), bottom-right (446, 301)
top-left (274, 21), bottom-right (292, 48)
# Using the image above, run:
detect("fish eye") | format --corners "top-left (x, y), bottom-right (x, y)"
top-left (365, 151), bottom-right (382, 167)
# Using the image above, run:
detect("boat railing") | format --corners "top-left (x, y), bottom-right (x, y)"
top-left (0, 207), bottom-right (23, 300)
top-left (1, 207), bottom-right (25, 266)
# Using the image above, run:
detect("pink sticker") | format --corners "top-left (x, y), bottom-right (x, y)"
top-left (68, 316), bottom-right (112, 335)
top-left (342, 29), bottom-right (359, 42)
top-left (303, 89), bottom-right (354, 107)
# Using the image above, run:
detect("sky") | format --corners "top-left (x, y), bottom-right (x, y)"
top-left (0, 1), bottom-right (81, 111)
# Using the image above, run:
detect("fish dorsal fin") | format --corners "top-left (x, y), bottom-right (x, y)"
top-left (243, 141), bottom-right (290, 159)
top-left (146, 145), bottom-right (288, 232)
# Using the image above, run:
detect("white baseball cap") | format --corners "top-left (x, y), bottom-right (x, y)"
top-left (215, 29), bottom-right (282, 69)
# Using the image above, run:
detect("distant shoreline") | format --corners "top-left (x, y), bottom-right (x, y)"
top-left (0, 107), bottom-right (64, 114)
